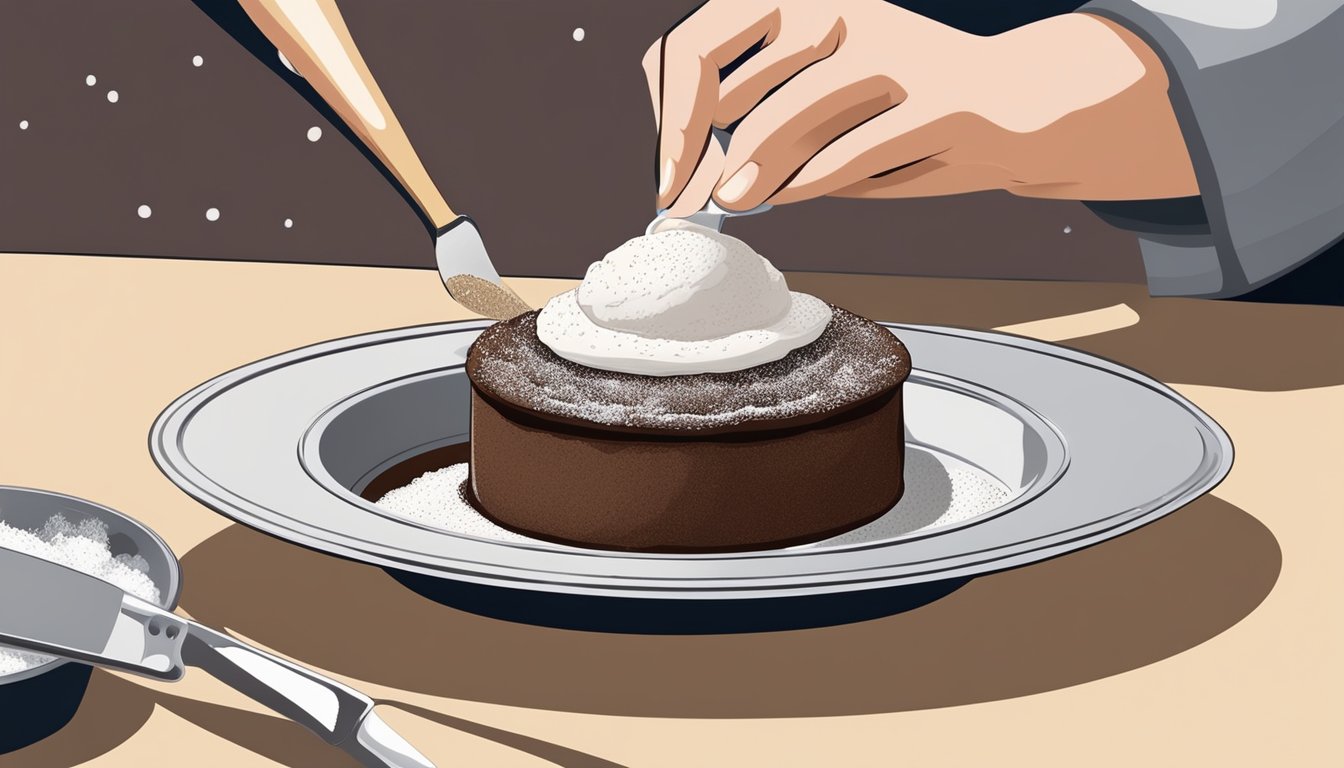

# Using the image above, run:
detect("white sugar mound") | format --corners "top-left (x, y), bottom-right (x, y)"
top-left (0, 515), bottom-right (161, 676)
top-left (578, 227), bottom-right (791, 339)
top-left (537, 224), bottom-right (832, 376)
top-left (375, 451), bottom-right (1011, 549)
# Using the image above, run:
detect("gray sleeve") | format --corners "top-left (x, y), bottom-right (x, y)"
top-left (1078, 0), bottom-right (1344, 297)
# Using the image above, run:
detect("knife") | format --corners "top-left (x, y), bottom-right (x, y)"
top-left (0, 546), bottom-right (433, 768)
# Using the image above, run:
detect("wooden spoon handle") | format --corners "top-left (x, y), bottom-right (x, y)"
top-left (239, 0), bottom-right (457, 230)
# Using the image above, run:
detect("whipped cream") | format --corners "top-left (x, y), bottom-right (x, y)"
top-left (537, 224), bottom-right (831, 375)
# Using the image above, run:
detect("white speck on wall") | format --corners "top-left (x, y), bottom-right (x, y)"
top-left (284, 218), bottom-right (294, 229)
top-left (85, 74), bottom-right (96, 86)
top-left (572, 27), bottom-right (585, 42)
top-left (137, 204), bottom-right (152, 219)
top-left (192, 54), bottom-right (204, 67)
top-left (1063, 225), bottom-right (1073, 234)
top-left (306, 126), bottom-right (322, 142)
top-left (19, 120), bottom-right (29, 130)
top-left (206, 207), bottom-right (220, 222)
top-left (106, 90), bottom-right (119, 103)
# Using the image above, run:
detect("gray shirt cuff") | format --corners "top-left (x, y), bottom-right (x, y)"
top-left (1079, 0), bottom-right (1344, 297)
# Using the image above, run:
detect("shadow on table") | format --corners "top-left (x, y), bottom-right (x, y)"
top-left (177, 494), bottom-right (1279, 719)
top-left (789, 273), bottom-right (1344, 391)
top-left (385, 702), bottom-right (627, 768)
top-left (1062, 296), bottom-right (1344, 392)
top-left (2, 671), bottom-right (360, 768)
top-left (0, 671), bottom-right (151, 768)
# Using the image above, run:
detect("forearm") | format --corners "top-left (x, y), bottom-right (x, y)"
top-left (1079, 0), bottom-right (1344, 296)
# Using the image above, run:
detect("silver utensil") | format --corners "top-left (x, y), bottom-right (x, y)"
top-left (237, 0), bottom-right (529, 321)
top-left (646, 128), bottom-right (772, 235)
top-left (0, 545), bottom-right (433, 768)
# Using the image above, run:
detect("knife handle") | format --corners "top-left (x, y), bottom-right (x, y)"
top-left (236, 0), bottom-right (458, 231)
top-left (180, 620), bottom-right (371, 747)
top-left (112, 594), bottom-right (190, 680)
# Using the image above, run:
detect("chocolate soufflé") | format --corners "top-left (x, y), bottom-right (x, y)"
top-left (464, 307), bottom-right (911, 552)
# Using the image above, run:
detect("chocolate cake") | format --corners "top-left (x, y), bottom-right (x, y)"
top-left (464, 306), bottom-right (911, 553)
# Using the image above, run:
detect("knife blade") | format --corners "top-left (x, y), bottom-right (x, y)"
top-left (0, 545), bottom-right (434, 767)
top-left (0, 546), bottom-right (186, 680)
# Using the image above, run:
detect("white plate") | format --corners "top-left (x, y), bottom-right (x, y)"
top-left (151, 321), bottom-right (1230, 623)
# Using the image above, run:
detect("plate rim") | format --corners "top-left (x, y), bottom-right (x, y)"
top-left (150, 320), bottom-right (1234, 600)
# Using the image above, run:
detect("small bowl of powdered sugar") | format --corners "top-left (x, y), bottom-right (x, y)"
top-left (0, 486), bottom-right (181, 755)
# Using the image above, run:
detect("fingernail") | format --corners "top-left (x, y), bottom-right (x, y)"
top-left (717, 162), bottom-right (759, 204)
top-left (658, 158), bottom-right (675, 198)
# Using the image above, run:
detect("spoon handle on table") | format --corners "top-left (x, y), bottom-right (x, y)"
top-left (237, 0), bottom-right (458, 232)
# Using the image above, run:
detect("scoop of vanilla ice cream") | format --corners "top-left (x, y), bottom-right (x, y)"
top-left (577, 227), bottom-right (791, 341)
top-left (536, 224), bottom-right (832, 376)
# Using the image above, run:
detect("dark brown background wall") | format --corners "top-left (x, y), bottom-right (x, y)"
top-left (0, 0), bottom-right (1143, 282)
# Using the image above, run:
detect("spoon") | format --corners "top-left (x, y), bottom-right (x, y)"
top-left (238, 0), bottom-right (530, 320)
top-left (646, 128), bottom-right (772, 235)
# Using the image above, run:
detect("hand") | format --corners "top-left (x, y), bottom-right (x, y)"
top-left (642, 1), bottom-right (1198, 215)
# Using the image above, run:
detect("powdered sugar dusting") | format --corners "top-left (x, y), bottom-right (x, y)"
top-left (0, 515), bottom-right (161, 675)
top-left (471, 308), bottom-right (908, 431)
top-left (373, 450), bottom-right (1011, 549)
top-left (811, 449), bottom-right (1010, 548)
top-left (376, 463), bottom-right (529, 542)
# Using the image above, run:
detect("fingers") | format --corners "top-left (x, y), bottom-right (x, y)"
top-left (825, 160), bottom-right (1017, 199)
top-left (653, 35), bottom-right (718, 206)
top-left (640, 43), bottom-right (662, 129)
top-left (665, 134), bottom-right (726, 217)
top-left (768, 101), bottom-right (953, 205)
top-left (828, 159), bottom-right (1014, 199)
top-left (715, 62), bottom-right (904, 210)
top-left (640, 43), bottom-right (665, 199)
top-left (647, 2), bottom-right (781, 209)
top-left (715, 16), bottom-right (842, 128)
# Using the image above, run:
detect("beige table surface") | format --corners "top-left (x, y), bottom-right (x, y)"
top-left (1, 252), bottom-right (1341, 767)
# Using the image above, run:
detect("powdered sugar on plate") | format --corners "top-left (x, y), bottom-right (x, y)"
top-left (375, 463), bottom-right (530, 542)
top-left (374, 448), bottom-right (1011, 549)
